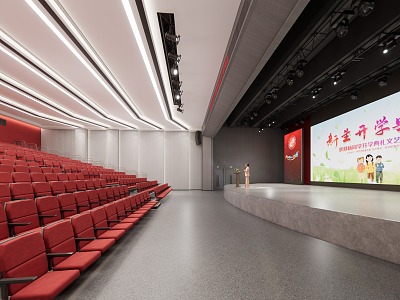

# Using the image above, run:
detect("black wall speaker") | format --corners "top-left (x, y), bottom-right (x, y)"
top-left (195, 131), bottom-right (202, 145)
top-left (0, 118), bottom-right (6, 126)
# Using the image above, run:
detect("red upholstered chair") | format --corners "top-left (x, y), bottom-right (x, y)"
top-left (85, 180), bottom-right (95, 190)
top-left (122, 197), bottom-right (144, 220)
top-left (0, 231), bottom-right (80, 300)
top-left (112, 186), bottom-right (121, 200)
top-left (89, 207), bottom-right (126, 240)
top-left (119, 185), bottom-right (129, 198)
top-left (41, 167), bottom-right (54, 174)
top-left (87, 190), bottom-right (100, 208)
top-left (43, 160), bottom-right (53, 167)
top-left (53, 167), bottom-right (63, 174)
top-left (67, 173), bottom-right (77, 180)
top-left (27, 161), bottom-right (40, 167)
top-left (0, 172), bottom-right (12, 185)
top-left (52, 161), bottom-right (61, 168)
top-left (50, 181), bottom-right (66, 196)
top-left (76, 173), bottom-right (85, 180)
top-left (32, 182), bottom-right (52, 198)
top-left (30, 172), bottom-right (46, 182)
top-left (13, 165), bottom-right (29, 173)
top-left (28, 166), bottom-right (42, 173)
top-left (0, 159), bottom-right (13, 166)
top-left (57, 193), bottom-right (78, 219)
top-left (34, 155), bottom-right (43, 164)
top-left (73, 191), bottom-right (90, 213)
top-left (64, 181), bottom-right (77, 193)
top-left (0, 203), bottom-right (9, 240)
top-left (0, 184), bottom-right (11, 204)
top-left (35, 196), bottom-right (61, 226)
top-left (82, 169), bottom-right (89, 179)
top-left (24, 154), bottom-right (35, 162)
top-left (75, 180), bottom-right (87, 191)
top-left (97, 188), bottom-right (108, 206)
top-left (42, 220), bottom-right (101, 272)
top-left (114, 199), bottom-right (141, 224)
top-left (14, 160), bottom-right (27, 166)
top-left (4, 199), bottom-right (40, 236)
top-left (9, 182), bottom-right (34, 201)
top-left (11, 172), bottom-right (31, 183)
top-left (103, 202), bottom-right (136, 231)
top-left (70, 213), bottom-right (115, 253)
top-left (105, 187), bottom-right (115, 202)
top-left (44, 173), bottom-right (58, 182)
top-left (0, 164), bottom-right (13, 173)
top-left (57, 173), bottom-right (68, 181)
top-left (99, 179), bottom-right (107, 188)
top-left (92, 178), bottom-right (101, 189)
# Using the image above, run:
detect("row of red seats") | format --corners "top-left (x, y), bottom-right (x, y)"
top-left (136, 180), bottom-right (158, 192)
top-left (153, 183), bottom-right (172, 199)
top-left (0, 191), bottom-right (157, 299)
top-left (0, 164), bottom-right (64, 174)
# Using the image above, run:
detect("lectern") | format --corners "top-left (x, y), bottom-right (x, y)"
top-left (234, 171), bottom-right (241, 187)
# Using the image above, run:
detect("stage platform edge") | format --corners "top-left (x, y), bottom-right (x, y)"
top-left (224, 184), bottom-right (400, 265)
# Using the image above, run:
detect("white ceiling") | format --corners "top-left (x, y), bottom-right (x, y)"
top-left (0, 0), bottom-right (240, 131)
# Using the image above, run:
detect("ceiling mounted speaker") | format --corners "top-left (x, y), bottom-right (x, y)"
top-left (195, 131), bottom-right (202, 145)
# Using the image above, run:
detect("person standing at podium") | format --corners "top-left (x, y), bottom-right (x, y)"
top-left (244, 163), bottom-right (250, 188)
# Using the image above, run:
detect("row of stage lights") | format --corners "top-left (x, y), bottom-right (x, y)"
top-left (165, 32), bottom-right (184, 113)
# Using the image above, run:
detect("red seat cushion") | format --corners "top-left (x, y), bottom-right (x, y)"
top-left (53, 251), bottom-right (101, 272)
top-left (79, 239), bottom-right (115, 253)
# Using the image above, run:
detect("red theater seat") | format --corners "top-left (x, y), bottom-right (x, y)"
top-left (28, 166), bottom-right (42, 173)
top-left (0, 172), bottom-right (12, 184)
top-left (0, 159), bottom-right (13, 166)
top-left (103, 202), bottom-right (136, 231)
top-left (97, 188), bottom-right (108, 205)
top-left (70, 213), bottom-right (115, 253)
top-left (57, 173), bottom-right (68, 181)
top-left (57, 193), bottom-right (78, 219)
top-left (92, 178), bottom-right (101, 189)
top-left (13, 165), bottom-right (29, 173)
top-left (44, 173), bottom-right (58, 182)
top-left (67, 173), bottom-right (77, 180)
top-left (27, 161), bottom-right (40, 167)
top-left (0, 184), bottom-right (11, 204)
top-left (42, 220), bottom-right (101, 272)
top-left (14, 160), bottom-right (27, 166)
top-left (11, 172), bottom-right (31, 183)
top-left (32, 182), bottom-right (52, 198)
top-left (0, 203), bottom-right (9, 240)
top-left (4, 199), bottom-right (40, 236)
top-left (99, 179), bottom-right (107, 188)
top-left (24, 154), bottom-right (35, 162)
top-left (76, 173), bottom-right (85, 180)
top-left (64, 181), bottom-right (77, 193)
top-left (112, 186), bottom-right (121, 200)
top-left (35, 196), bottom-right (61, 226)
top-left (114, 199), bottom-right (141, 223)
top-left (85, 180), bottom-right (95, 190)
top-left (89, 207), bottom-right (126, 240)
top-left (105, 187), bottom-right (115, 202)
top-left (53, 167), bottom-right (63, 174)
top-left (75, 180), bottom-right (87, 191)
top-left (87, 190), bottom-right (100, 208)
top-left (30, 172), bottom-right (46, 182)
top-left (73, 191), bottom-right (90, 213)
top-left (0, 231), bottom-right (80, 300)
top-left (122, 197), bottom-right (144, 220)
top-left (50, 181), bottom-right (66, 196)
top-left (41, 167), bottom-right (54, 173)
top-left (0, 164), bottom-right (13, 173)
top-left (9, 182), bottom-right (34, 201)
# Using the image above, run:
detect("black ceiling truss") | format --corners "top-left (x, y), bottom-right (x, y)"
top-left (158, 13), bottom-right (184, 113)
top-left (228, 0), bottom-right (400, 130)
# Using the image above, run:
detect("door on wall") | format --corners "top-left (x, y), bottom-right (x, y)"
top-left (214, 167), bottom-right (223, 190)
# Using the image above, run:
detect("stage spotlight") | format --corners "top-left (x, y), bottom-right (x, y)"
top-left (333, 74), bottom-right (342, 85)
top-left (270, 88), bottom-right (278, 99)
top-left (165, 33), bottom-right (180, 44)
top-left (350, 91), bottom-right (358, 100)
top-left (311, 87), bottom-right (322, 99)
top-left (177, 104), bottom-right (184, 113)
top-left (173, 90), bottom-right (183, 101)
top-left (253, 110), bottom-right (258, 117)
top-left (295, 60), bottom-right (307, 78)
top-left (171, 80), bottom-right (182, 88)
top-left (258, 127), bottom-right (262, 133)
top-left (358, 1), bottom-right (375, 17)
top-left (335, 18), bottom-right (349, 38)
top-left (286, 72), bottom-right (295, 86)
top-left (250, 116), bottom-right (254, 121)
top-left (378, 76), bottom-right (388, 87)
top-left (170, 62), bottom-right (179, 76)
top-left (168, 52), bottom-right (181, 63)
top-left (382, 38), bottom-right (396, 54)
top-left (265, 94), bottom-right (272, 104)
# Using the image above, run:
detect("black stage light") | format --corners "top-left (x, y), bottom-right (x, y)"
top-left (333, 74), bottom-right (342, 85)
top-left (378, 76), bottom-right (388, 87)
top-left (165, 33), bottom-right (180, 44)
top-left (177, 104), bottom-right (184, 113)
top-left (168, 52), bottom-right (181, 63)
top-left (358, 1), bottom-right (375, 17)
top-left (311, 87), bottom-right (322, 99)
top-left (171, 63), bottom-right (179, 76)
top-left (286, 72), bottom-right (295, 86)
top-left (173, 90), bottom-right (183, 100)
top-left (350, 91), bottom-right (358, 100)
top-left (336, 18), bottom-right (349, 38)
top-left (171, 80), bottom-right (182, 88)
top-left (265, 94), bottom-right (272, 104)
top-left (250, 115), bottom-right (254, 121)
top-left (253, 110), bottom-right (258, 117)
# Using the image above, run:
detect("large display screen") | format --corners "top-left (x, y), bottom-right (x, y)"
top-left (284, 128), bottom-right (303, 184)
top-left (311, 92), bottom-right (400, 185)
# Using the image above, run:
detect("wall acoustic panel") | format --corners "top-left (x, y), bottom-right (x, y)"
top-left (106, 130), bottom-right (119, 169)
top-left (41, 129), bottom-right (75, 156)
top-left (138, 131), bottom-right (164, 183)
top-left (119, 130), bottom-right (139, 175)
top-left (75, 129), bottom-right (88, 160)
top-left (88, 130), bottom-right (107, 164)
top-left (165, 131), bottom-right (190, 190)
top-left (190, 131), bottom-right (202, 189)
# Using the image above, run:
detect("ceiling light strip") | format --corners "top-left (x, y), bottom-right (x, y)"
top-left (0, 33), bottom-right (136, 129)
top-left (0, 96), bottom-right (79, 128)
top-left (121, 0), bottom-right (186, 130)
top-left (0, 76), bottom-right (108, 129)
top-left (30, 0), bottom-right (159, 130)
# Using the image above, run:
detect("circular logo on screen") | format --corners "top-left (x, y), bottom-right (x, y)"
top-left (288, 135), bottom-right (296, 150)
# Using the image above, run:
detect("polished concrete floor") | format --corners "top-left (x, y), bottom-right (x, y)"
top-left (226, 183), bottom-right (400, 221)
top-left (57, 190), bottom-right (400, 300)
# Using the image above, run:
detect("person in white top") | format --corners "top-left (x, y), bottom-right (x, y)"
top-left (244, 163), bottom-right (250, 188)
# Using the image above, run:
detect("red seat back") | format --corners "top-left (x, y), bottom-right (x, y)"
top-left (76, 173), bottom-right (85, 180)
top-left (0, 203), bottom-right (9, 240)
top-left (64, 181), bottom-right (77, 193)
top-left (105, 187), bottom-right (114, 202)
top-left (70, 213), bottom-right (95, 248)
top-left (73, 191), bottom-right (90, 213)
top-left (112, 186), bottom-right (121, 200)
top-left (50, 181), bottom-right (66, 195)
top-left (4, 199), bottom-right (40, 235)
top-left (0, 159), bottom-right (13, 166)
top-left (9, 182), bottom-right (34, 200)
top-left (67, 173), bottom-right (77, 180)
top-left (13, 165), bottom-right (29, 173)
top-left (97, 188), bottom-right (108, 205)
top-left (85, 180), bottom-right (95, 190)
top-left (35, 196), bottom-right (61, 226)
top-left (57, 193), bottom-right (77, 218)
top-left (0, 184), bottom-right (11, 204)
top-left (57, 173), bottom-right (68, 181)
top-left (28, 166), bottom-right (42, 173)
top-left (44, 173), bottom-right (58, 182)
top-left (87, 190), bottom-right (100, 208)
top-left (41, 167), bottom-right (54, 173)
top-left (11, 172), bottom-right (31, 183)
top-left (14, 160), bottom-right (27, 166)
top-left (30, 172), bottom-right (46, 182)
top-left (90, 207), bottom-right (109, 237)
top-left (0, 172), bottom-right (12, 184)
top-left (32, 182), bottom-right (52, 198)
top-left (0, 165), bottom-right (13, 173)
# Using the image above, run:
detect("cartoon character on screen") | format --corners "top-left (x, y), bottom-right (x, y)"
top-left (375, 155), bottom-right (384, 184)
top-left (356, 156), bottom-right (365, 183)
top-left (365, 154), bottom-right (376, 183)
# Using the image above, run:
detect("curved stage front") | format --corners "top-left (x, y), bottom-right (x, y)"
top-left (224, 183), bottom-right (400, 265)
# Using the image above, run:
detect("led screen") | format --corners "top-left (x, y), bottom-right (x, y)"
top-left (284, 128), bottom-right (303, 184)
top-left (311, 92), bottom-right (400, 185)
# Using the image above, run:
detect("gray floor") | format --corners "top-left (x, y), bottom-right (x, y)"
top-left (57, 191), bottom-right (400, 300)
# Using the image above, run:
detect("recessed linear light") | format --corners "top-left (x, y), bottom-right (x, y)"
top-left (0, 95), bottom-right (80, 128)
top-left (121, 0), bottom-right (186, 131)
top-left (47, 1), bottom-right (162, 130)
top-left (0, 75), bottom-right (108, 129)
top-left (25, 0), bottom-right (155, 129)
top-left (0, 30), bottom-right (134, 129)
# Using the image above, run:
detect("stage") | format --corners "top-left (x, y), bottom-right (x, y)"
top-left (224, 183), bottom-right (400, 265)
